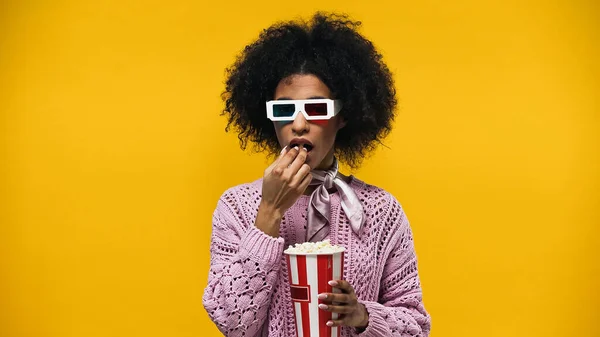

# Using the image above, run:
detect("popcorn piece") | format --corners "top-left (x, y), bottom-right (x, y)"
top-left (284, 239), bottom-right (344, 254)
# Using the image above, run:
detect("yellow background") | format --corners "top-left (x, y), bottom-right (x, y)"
top-left (1, 1), bottom-right (598, 336)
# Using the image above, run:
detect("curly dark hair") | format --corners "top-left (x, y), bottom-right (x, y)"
top-left (222, 12), bottom-right (397, 169)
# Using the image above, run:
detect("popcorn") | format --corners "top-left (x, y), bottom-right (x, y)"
top-left (284, 239), bottom-right (344, 254)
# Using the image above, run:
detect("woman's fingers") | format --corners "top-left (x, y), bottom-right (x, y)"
top-left (318, 293), bottom-right (353, 305)
top-left (265, 146), bottom-right (288, 174)
top-left (290, 161), bottom-right (311, 186)
top-left (317, 281), bottom-right (368, 329)
top-left (318, 303), bottom-right (354, 314)
top-left (286, 147), bottom-right (308, 175)
top-left (325, 319), bottom-right (344, 327)
top-left (274, 146), bottom-right (300, 175)
top-left (297, 166), bottom-right (313, 192)
top-left (330, 280), bottom-right (355, 295)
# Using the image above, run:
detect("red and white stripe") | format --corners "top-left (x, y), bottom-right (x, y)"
top-left (286, 252), bottom-right (344, 337)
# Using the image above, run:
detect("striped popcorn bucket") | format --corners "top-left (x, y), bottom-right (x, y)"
top-left (284, 248), bottom-right (345, 337)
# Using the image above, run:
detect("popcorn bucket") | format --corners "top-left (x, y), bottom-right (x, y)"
top-left (284, 248), bottom-right (345, 337)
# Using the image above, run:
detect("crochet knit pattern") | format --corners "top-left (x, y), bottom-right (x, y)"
top-left (203, 176), bottom-right (431, 336)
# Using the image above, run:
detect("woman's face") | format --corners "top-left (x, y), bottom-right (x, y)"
top-left (272, 74), bottom-right (345, 170)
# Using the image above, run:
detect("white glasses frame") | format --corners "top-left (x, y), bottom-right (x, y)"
top-left (266, 99), bottom-right (342, 121)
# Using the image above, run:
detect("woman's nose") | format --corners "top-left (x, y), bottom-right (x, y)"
top-left (291, 111), bottom-right (309, 135)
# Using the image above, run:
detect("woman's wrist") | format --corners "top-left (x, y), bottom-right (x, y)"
top-left (255, 202), bottom-right (283, 237)
top-left (356, 303), bottom-right (369, 331)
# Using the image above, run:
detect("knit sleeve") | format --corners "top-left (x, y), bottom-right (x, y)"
top-left (202, 190), bottom-right (285, 337)
top-left (356, 200), bottom-right (431, 337)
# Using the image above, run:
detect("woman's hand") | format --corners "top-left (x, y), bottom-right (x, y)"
top-left (318, 280), bottom-right (369, 329)
top-left (255, 146), bottom-right (312, 237)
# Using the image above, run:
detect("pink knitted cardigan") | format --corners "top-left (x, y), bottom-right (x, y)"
top-left (203, 176), bottom-right (431, 336)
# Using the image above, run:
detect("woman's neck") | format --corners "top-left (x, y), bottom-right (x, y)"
top-left (303, 171), bottom-right (351, 195)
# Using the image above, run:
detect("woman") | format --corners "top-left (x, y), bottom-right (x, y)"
top-left (203, 12), bottom-right (431, 337)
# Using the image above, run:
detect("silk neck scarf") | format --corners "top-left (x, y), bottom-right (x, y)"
top-left (306, 158), bottom-right (365, 242)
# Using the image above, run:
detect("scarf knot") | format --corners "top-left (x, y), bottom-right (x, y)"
top-left (306, 158), bottom-right (365, 242)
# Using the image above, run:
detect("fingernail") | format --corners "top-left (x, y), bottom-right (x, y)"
top-left (301, 145), bottom-right (307, 151)
top-left (318, 304), bottom-right (328, 310)
top-left (280, 146), bottom-right (287, 154)
top-left (318, 293), bottom-right (327, 300)
top-left (293, 146), bottom-right (299, 150)
top-left (326, 321), bottom-right (333, 327)
top-left (328, 281), bottom-right (338, 286)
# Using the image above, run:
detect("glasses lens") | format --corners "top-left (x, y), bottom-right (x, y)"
top-left (304, 103), bottom-right (328, 116)
top-left (273, 104), bottom-right (296, 117)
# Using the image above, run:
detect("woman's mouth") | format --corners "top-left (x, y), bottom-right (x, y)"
top-left (289, 140), bottom-right (314, 152)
